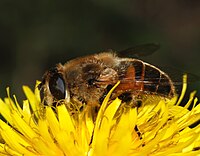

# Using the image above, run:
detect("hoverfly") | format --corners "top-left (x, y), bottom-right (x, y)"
top-left (39, 43), bottom-right (176, 109)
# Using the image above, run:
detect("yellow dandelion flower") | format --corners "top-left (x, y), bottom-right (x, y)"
top-left (0, 75), bottom-right (200, 156)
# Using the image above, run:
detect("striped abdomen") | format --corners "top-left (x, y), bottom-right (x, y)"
top-left (116, 59), bottom-right (176, 98)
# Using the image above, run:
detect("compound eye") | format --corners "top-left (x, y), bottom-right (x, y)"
top-left (49, 73), bottom-right (66, 100)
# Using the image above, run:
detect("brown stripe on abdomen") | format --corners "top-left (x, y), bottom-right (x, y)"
top-left (143, 64), bottom-right (174, 97)
top-left (143, 65), bottom-right (160, 93)
top-left (157, 74), bottom-right (173, 97)
top-left (131, 61), bottom-right (143, 80)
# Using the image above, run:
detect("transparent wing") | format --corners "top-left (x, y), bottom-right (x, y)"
top-left (117, 43), bottom-right (160, 58)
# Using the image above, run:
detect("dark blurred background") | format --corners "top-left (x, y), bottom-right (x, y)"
top-left (0, 0), bottom-right (200, 100)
